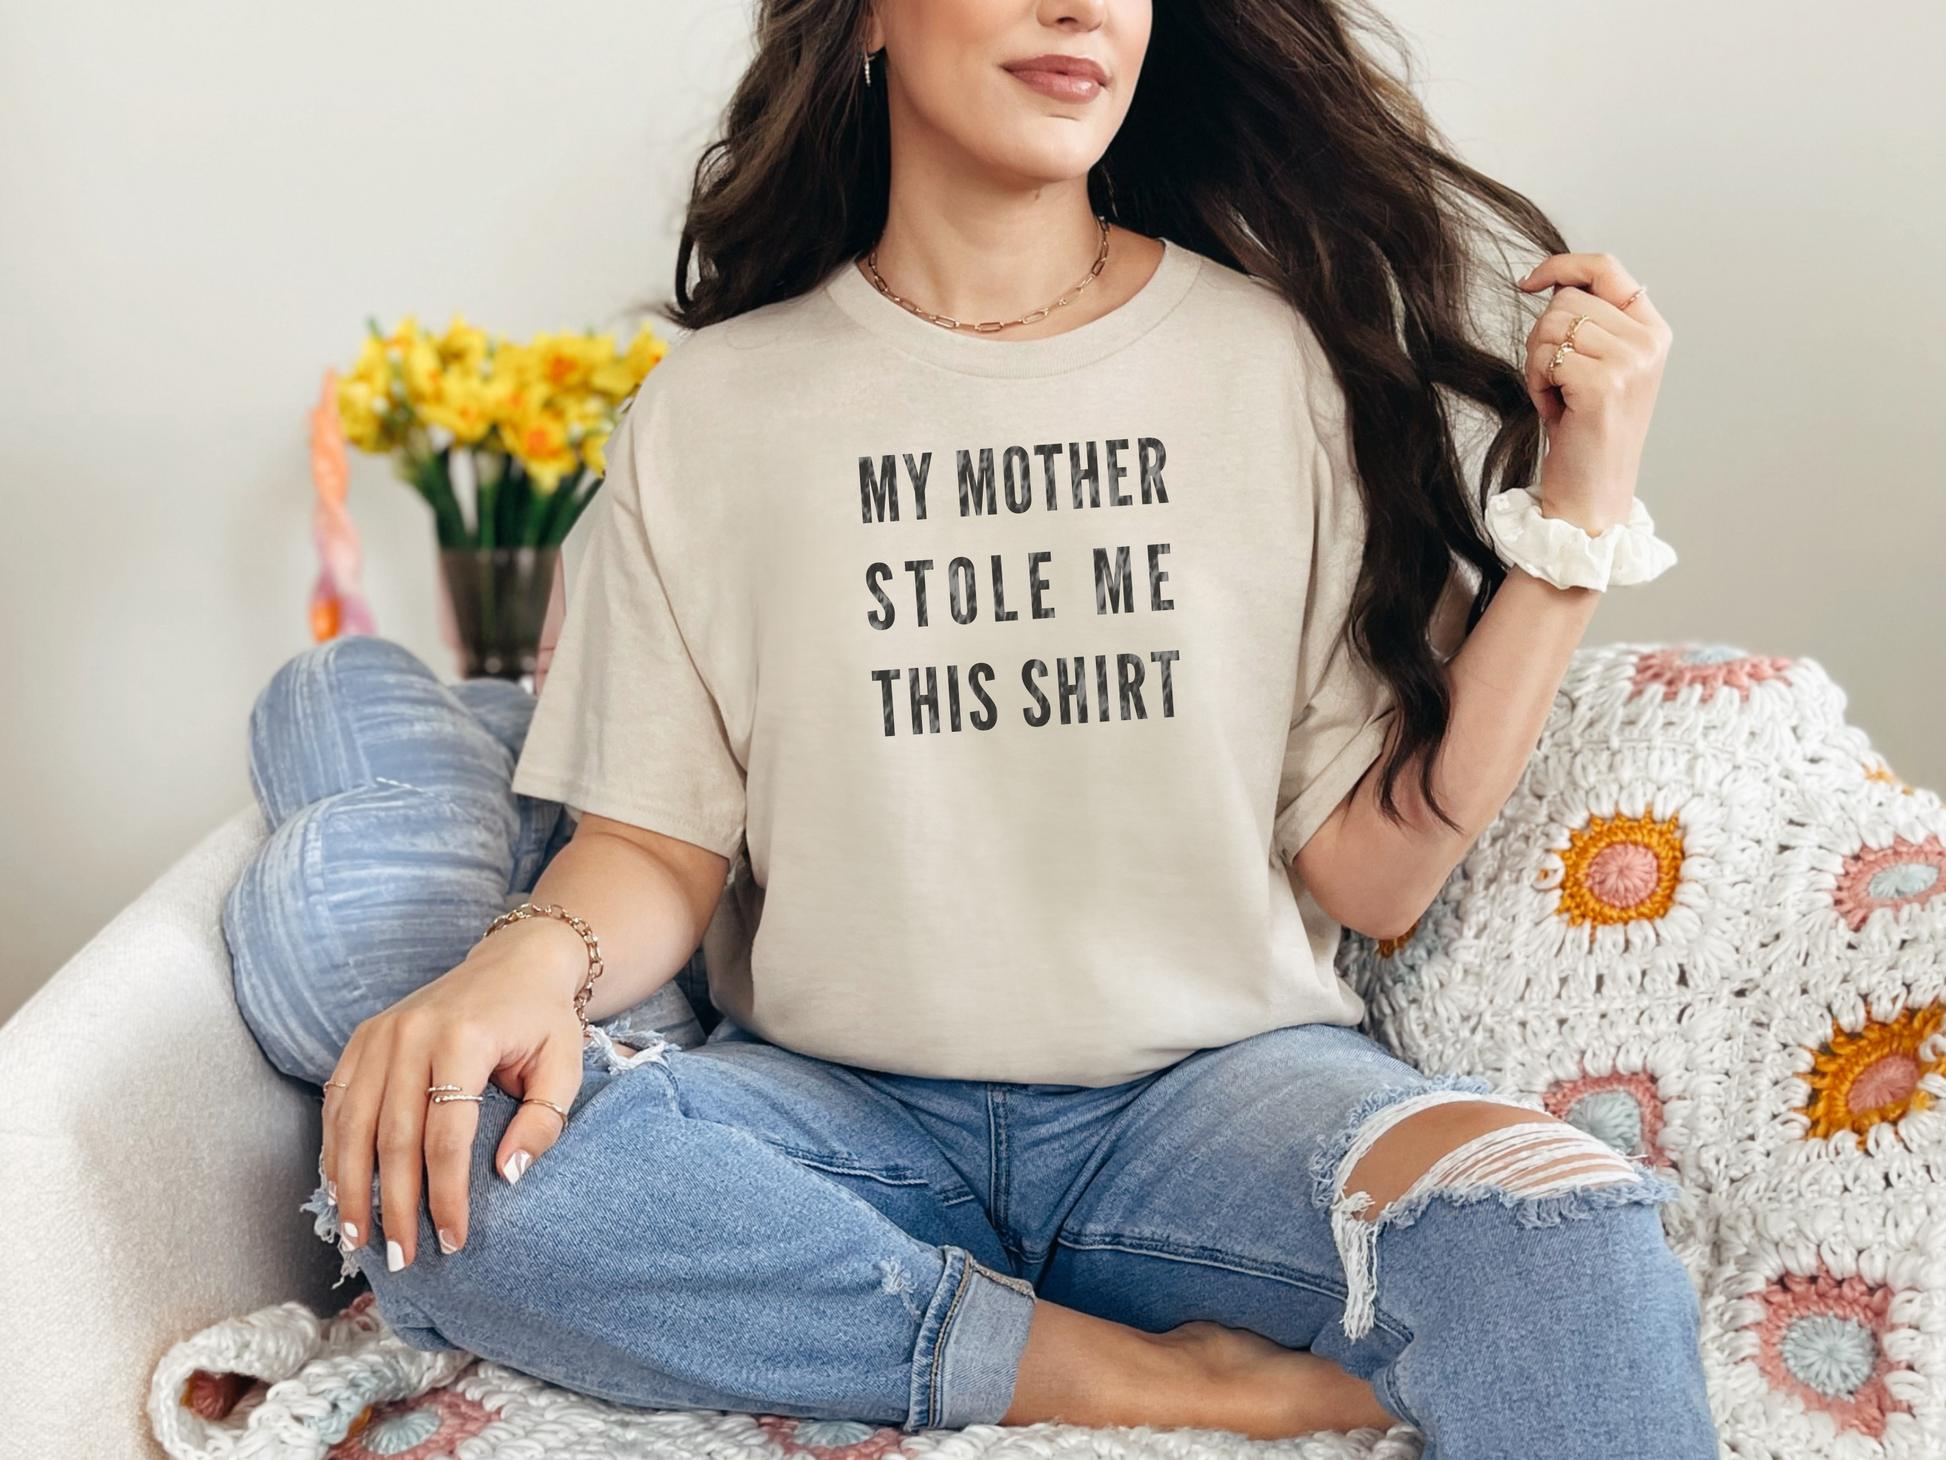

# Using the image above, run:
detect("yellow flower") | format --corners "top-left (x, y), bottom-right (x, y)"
top-left (419, 370), bottom-right (493, 445)
top-left (581, 423), bottom-right (613, 476)
top-left (482, 356), bottom-right (544, 428)
top-left (383, 315), bottom-right (425, 353)
top-left (587, 364), bottom-right (631, 398)
top-left (627, 324), bottom-right (668, 370)
top-left (437, 315), bottom-right (489, 374)
top-left (583, 324), bottom-right (664, 401)
top-left (339, 315), bottom-right (668, 465)
top-left (401, 337), bottom-right (447, 409)
top-left (531, 332), bottom-right (595, 394)
top-left (508, 410), bottom-right (578, 492)
top-left (336, 375), bottom-right (390, 452)
top-left (345, 335), bottom-right (393, 399)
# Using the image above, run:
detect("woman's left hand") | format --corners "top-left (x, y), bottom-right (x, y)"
top-left (1518, 253), bottom-right (1674, 534)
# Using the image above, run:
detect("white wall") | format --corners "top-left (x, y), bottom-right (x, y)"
top-left (3, 0), bottom-right (1940, 1022)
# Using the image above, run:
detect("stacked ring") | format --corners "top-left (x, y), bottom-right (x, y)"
top-left (1547, 313), bottom-right (1592, 387)
top-left (428, 1082), bottom-right (484, 1105)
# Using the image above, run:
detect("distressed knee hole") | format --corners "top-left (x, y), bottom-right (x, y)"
top-left (1343, 1101), bottom-right (1637, 1222)
top-left (1325, 1090), bottom-right (1648, 1341)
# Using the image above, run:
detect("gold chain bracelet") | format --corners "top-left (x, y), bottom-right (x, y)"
top-left (479, 902), bottom-right (605, 1040)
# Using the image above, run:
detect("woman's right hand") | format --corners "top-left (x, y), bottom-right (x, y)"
top-left (321, 913), bottom-right (593, 1270)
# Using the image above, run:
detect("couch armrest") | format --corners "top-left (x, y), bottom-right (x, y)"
top-left (0, 805), bottom-right (343, 1460)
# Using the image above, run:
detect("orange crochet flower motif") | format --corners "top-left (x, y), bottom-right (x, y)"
top-left (1630, 644), bottom-right (1792, 703)
top-left (1554, 810), bottom-right (1685, 935)
top-left (1798, 1004), bottom-right (1945, 1146)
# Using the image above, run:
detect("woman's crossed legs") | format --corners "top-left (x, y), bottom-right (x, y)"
top-left (329, 1015), bottom-right (1713, 1455)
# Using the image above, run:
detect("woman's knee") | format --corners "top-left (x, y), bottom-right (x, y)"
top-left (1319, 1090), bottom-right (1683, 1340)
top-left (450, 677), bottom-right (537, 762)
top-left (1340, 1101), bottom-right (1639, 1222)
top-left (247, 635), bottom-right (513, 827)
top-left (225, 780), bottom-right (521, 1083)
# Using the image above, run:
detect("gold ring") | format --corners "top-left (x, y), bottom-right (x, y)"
top-left (323, 1080), bottom-right (351, 1092)
top-left (1563, 312), bottom-right (1591, 351)
top-left (428, 1083), bottom-right (484, 1105)
top-left (1621, 286), bottom-right (1648, 311)
top-left (1547, 339), bottom-right (1575, 386)
top-left (521, 1097), bottom-right (571, 1125)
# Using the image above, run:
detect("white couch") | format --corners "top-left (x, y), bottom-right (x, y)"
top-left (0, 805), bottom-right (336, 1460)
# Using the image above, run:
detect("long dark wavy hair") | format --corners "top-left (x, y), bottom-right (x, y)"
top-left (659, 0), bottom-right (1567, 828)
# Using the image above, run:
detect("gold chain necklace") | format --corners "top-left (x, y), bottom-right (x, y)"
top-left (864, 215), bottom-right (1111, 333)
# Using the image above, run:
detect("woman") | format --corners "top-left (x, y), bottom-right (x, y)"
top-left (233, 0), bottom-right (1713, 1452)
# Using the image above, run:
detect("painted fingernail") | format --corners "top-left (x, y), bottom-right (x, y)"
top-left (502, 1150), bottom-right (531, 1185)
top-left (341, 1221), bottom-right (360, 1246)
top-left (386, 1240), bottom-right (405, 1272)
top-left (326, 1179), bottom-right (337, 1202)
top-left (438, 1228), bottom-right (461, 1255)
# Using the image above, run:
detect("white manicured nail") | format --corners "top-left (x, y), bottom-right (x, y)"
top-left (340, 1221), bottom-right (359, 1245)
top-left (437, 1228), bottom-right (460, 1255)
top-left (502, 1150), bottom-right (531, 1185)
top-left (386, 1240), bottom-right (405, 1272)
top-left (326, 1179), bottom-right (337, 1202)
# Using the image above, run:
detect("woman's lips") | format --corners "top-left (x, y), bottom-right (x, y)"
top-left (1004, 56), bottom-right (1106, 103)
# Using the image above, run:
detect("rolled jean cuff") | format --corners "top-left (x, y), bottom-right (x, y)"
top-left (907, 1247), bottom-right (1037, 1431)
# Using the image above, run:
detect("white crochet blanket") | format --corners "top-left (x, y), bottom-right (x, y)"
top-left (149, 1295), bottom-right (1422, 1460)
top-left (150, 643), bottom-right (1945, 1460)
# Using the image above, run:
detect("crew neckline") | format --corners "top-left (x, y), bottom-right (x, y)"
top-left (823, 235), bottom-right (1202, 378)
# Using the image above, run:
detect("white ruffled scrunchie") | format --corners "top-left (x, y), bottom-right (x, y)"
top-left (1483, 486), bottom-right (1677, 592)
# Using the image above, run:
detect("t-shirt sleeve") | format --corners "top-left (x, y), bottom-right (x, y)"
top-left (509, 394), bottom-right (748, 857)
top-left (1270, 324), bottom-right (1397, 864)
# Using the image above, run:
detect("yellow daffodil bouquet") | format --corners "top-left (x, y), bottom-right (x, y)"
top-left (337, 315), bottom-right (669, 550)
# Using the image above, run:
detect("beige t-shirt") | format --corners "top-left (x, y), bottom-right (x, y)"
top-left (513, 236), bottom-right (1395, 1085)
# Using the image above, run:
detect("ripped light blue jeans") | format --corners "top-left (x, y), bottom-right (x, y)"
top-left (223, 636), bottom-right (1719, 1459)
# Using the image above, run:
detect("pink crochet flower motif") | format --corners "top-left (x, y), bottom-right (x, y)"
top-left (1542, 1071), bottom-right (1668, 1166)
top-left (1747, 1265), bottom-right (1911, 1438)
top-left (1832, 837), bottom-right (1946, 932)
top-left (329, 1387), bottom-right (495, 1460)
top-left (1630, 644), bottom-right (1793, 703)
top-left (757, 1414), bottom-right (909, 1460)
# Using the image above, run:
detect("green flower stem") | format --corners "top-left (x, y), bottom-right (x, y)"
top-left (410, 452), bottom-right (469, 549)
top-left (537, 472), bottom-right (597, 546)
top-left (396, 446), bottom-right (602, 551)
top-left (475, 475), bottom-right (498, 551)
top-left (496, 460), bottom-right (525, 548)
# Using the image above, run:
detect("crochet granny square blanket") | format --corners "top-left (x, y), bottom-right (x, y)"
top-left (151, 643), bottom-right (1946, 1460)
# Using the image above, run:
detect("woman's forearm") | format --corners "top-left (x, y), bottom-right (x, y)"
top-left (1292, 568), bottom-right (1599, 939)
top-left (480, 815), bottom-right (729, 1024)
top-left (1290, 250), bottom-right (1672, 939)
